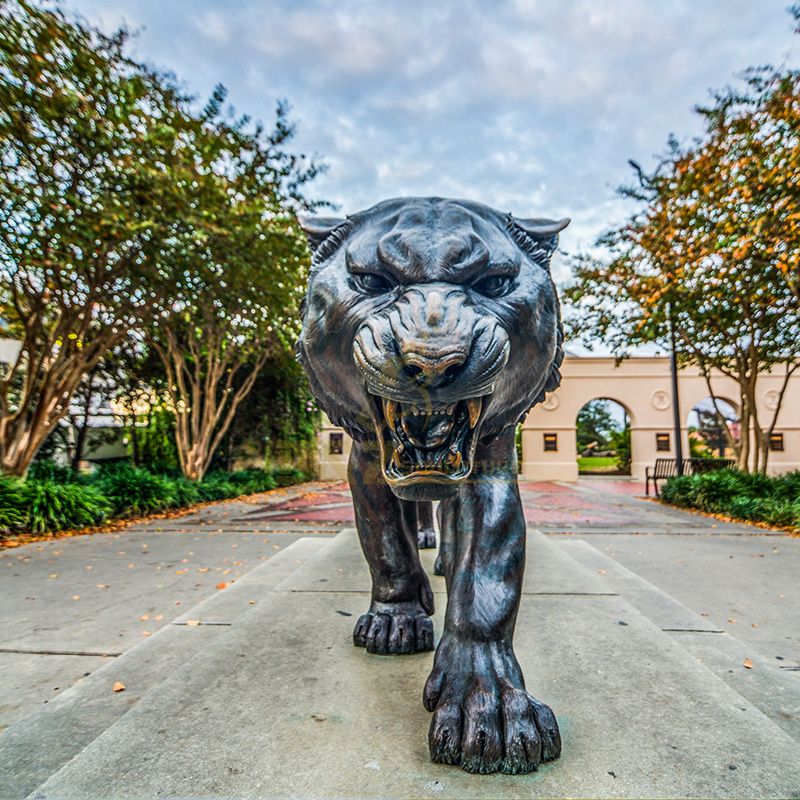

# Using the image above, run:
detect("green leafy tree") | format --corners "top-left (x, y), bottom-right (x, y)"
top-left (0, 1), bottom-right (194, 474)
top-left (565, 13), bottom-right (800, 472)
top-left (215, 351), bottom-right (319, 473)
top-left (576, 400), bottom-right (619, 452)
top-left (149, 91), bottom-right (321, 481)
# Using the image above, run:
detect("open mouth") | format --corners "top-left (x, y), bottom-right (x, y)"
top-left (370, 394), bottom-right (486, 487)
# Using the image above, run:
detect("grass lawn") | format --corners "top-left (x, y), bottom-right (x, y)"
top-left (577, 456), bottom-right (620, 474)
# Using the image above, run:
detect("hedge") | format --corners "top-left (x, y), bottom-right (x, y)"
top-left (661, 469), bottom-right (800, 529)
top-left (0, 464), bottom-right (306, 538)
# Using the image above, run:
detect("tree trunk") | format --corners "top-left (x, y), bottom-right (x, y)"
top-left (152, 328), bottom-right (269, 483)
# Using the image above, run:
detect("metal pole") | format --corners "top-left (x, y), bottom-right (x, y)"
top-left (667, 301), bottom-right (684, 475)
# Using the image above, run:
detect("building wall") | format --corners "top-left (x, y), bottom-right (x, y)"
top-left (317, 355), bottom-right (800, 483)
top-left (521, 356), bottom-right (800, 482)
top-left (319, 415), bottom-right (352, 480)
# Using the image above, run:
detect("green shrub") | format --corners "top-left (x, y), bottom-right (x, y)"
top-left (168, 477), bottom-right (202, 508)
top-left (22, 480), bottom-right (111, 533)
top-left (757, 498), bottom-right (800, 527)
top-left (271, 467), bottom-right (305, 487)
top-left (727, 495), bottom-right (761, 521)
top-left (200, 468), bottom-right (279, 497)
top-left (197, 476), bottom-right (240, 502)
top-left (0, 474), bottom-right (27, 533)
top-left (690, 470), bottom-right (744, 512)
top-left (91, 463), bottom-right (175, 516)
top-left (27, 460), bottom-right (77, 484)
top-left (660, 474), bottom-right (694, 507)
top-left (662, 469), bottom-right (800, 528)
top-left (771, 471), bottom-right (800, 501)
top-left (224, 468), bottom-right (277, 493)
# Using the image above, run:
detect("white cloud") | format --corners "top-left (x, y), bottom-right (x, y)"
top-left (69, 0), bottom-right (799, 263)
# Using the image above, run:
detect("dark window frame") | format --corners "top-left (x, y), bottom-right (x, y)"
top-left (543, 432), bottom-right (558, 452)
top-left (329, 432), bottom-right (344, 455)
top-left (769, 433), bottom-right (784, 452)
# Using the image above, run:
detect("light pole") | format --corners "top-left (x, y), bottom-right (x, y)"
top-left (667, 301), bottom-right (684, 474)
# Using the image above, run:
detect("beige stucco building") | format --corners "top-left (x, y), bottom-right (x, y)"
top-left (318, 355), bottom-right (800, 482)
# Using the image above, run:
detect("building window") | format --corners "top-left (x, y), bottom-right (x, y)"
top-left (329, 432), bottom-right (343, 455)
top-left (543, 432), bottom-right (558, 452)
top-left (769, 433), bottom-right (784, 452)
top-left (655, 432), bottom-right (670, 452)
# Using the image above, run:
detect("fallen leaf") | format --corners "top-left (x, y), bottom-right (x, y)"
top-left (216, 582), bottom-right (228, 590)
top-left (154, 613), bottom-right (163, 621)
top-left (743, 658), bottom-right (753, 669)
top-left (142, 631), bottom-right (151, 637)
top-left (72, 595), bottom-right (80, 600)
top-left (185, 619), bottom-right (200, 626)
top-left (140, 613), bottom-right (150, 621)
top-left (112, 681), bottom-right (125, 692)
top-left (596, 568), bottom-right (607, 575)
top-left (249, 600), bottom-right (256, 605)
top-left (197, 567), bottom-right (209, 573)
top-left (48, 573), bottom-right (59, 579)
top-left (727, 618), bottom-right (737, 624)
top-left (96, 584), bottom-right (109, 589)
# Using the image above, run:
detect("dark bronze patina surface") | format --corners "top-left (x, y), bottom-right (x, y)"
top-left (298, 197), bottom-right (568, 775)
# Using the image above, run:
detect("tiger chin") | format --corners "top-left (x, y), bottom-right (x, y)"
top-left (297, 197), bottom-right (568, 775)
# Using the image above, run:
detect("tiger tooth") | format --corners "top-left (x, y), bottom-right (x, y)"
top-left (447, 450), bottom-right (463, 469)
top-left (467, 397), bottom-right (482, 429)
top-left (384, 399), bottom-right (399, 433)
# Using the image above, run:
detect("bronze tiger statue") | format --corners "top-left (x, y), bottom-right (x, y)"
top-left (297, 197), bottom-right (568, 774)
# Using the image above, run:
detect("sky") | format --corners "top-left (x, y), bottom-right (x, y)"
top-left (65, 0), bottom-right (799, 292)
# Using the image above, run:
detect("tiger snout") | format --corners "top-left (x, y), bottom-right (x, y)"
top-left (352, 284), bottom-right (510, 499)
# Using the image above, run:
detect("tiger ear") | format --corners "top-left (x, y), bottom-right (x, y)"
top-left (298, 216), bottom-right (348, 252)
top-left (511, 217), bottom-right (570, 260)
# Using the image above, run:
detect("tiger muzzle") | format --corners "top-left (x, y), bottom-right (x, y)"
top-left (353, 285), bottom-right (510, 498)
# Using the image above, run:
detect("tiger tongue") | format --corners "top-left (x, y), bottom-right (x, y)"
top-left (400, 407), bottom-right (454, 448)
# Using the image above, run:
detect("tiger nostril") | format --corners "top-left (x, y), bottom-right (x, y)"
top-left (404, 364), bottom-right (424, 381)
top-left (444, 363), bottom-right (462, 381)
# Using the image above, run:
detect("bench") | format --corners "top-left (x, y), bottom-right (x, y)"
top-left (645, 457), bottom-right (736, 497)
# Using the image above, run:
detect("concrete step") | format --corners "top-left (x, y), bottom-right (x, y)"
top-left (26, 528), bottom-right (800, 799)
top-left (0, 536), bottom-right (331, 800)
top-left (554, 537), bottom-right (800, 742)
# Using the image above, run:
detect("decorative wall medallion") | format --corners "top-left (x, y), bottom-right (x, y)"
top-left (764, 389), bottom-right (780, 410)
top-left (651, 390), bottom-right (671, 411)
top-left (542, 393), bottom-right (560, 411)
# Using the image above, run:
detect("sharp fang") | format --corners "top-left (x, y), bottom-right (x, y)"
top-left (447, 450), bottom-right (463, 469)
top-left (467, 398), bottom-right (482, 429)
top-left (384, 399), bottom-right (399, 433)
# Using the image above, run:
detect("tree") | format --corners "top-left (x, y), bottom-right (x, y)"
top-left (0, 1), bottom-right (193, 474)
top-left (565, 19), bottom-right (800, 473)
top-left (214, 350), bottom-right (319, 473)
top-left (576, 400), bottom-right (619, 452)
top-left (149, 92), bottom-right (320, 481)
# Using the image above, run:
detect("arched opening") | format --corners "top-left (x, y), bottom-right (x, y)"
top-left (575, 398), bottom-right (631, 475)
top-left (687, 397), bottom-right (740, 459)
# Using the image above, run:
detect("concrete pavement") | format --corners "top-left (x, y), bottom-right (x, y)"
top-left (1, 477), bottom-right (799, 798)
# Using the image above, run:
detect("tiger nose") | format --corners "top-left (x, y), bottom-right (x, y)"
top-left (401, 349), bottom-right (467, 388)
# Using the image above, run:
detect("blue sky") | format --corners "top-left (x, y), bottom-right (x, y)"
top-left (67, 0), bottom-right (799, 290)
